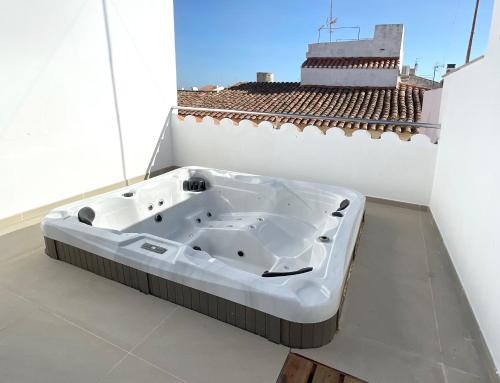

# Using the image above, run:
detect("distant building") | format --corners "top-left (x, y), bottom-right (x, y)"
top-left (400, 64), bottom-right (441, 89)
top-left (178, 24), bottom-right (439, 140)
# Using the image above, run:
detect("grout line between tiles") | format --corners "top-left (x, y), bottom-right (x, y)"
top-left (0, 245), bottom-right (45, 266)
top-left (3, 280), bottom-right (189, 383)
top-left (1, 262), bottom-right (190, 383)
top-left (51, 311), bottom-right (130, 353)
top-left (0, 283), bottom-right (128, 353)
top-left (127, 353), bottom-right (190, 383)
top-left (98, 306), bottom-right (183, 383)
top-left (418, 209), bottom-right (448, 383)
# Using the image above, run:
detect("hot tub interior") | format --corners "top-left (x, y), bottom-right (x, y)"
top-left (87, 169), bottom-right (345, 277)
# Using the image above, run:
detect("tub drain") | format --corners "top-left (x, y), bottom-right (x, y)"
top-left (237, 250), bottom-right (245, 257)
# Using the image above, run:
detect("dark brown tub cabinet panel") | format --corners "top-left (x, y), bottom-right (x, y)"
top-left (44, 237), bottom-right (343, 348)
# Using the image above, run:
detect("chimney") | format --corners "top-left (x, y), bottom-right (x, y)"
top-left (257, 72), bottom-right (274, 83)
top-left (446, 64), bottom-right (456, 74)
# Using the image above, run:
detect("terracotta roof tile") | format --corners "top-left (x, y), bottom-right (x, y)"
top-left (177, 82), bottom-right (427, 138)
top-left (302, 57), bottom-right (400, 69)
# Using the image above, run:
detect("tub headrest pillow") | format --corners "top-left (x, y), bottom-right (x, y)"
top-left (78, 207), bottom-right (95, 226)
top-left (183, 177), bottom-right (208, 192)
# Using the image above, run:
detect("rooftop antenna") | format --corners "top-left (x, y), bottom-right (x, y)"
top-left (317, 0), bottom-right (337, 42)
top-left (432, 63), bottom-right (445, 82)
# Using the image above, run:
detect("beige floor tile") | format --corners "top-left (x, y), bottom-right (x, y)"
top-left (0, 287), bottom-right (38, 330)
top-left (133, 307), bottom-right (289, 383)
top-left (49, 275), bottom-right (178, 350)
top-left (0, 308), bottom-right (125, 383)
top-left (297, 332), bottom-right (446, 383)
top-left (99, 354), bottom-right (186, 383)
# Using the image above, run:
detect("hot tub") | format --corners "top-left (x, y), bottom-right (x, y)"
top-left (42, 167), bottom-right (365, 347)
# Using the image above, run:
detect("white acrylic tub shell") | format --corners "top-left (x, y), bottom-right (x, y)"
top-left (42, 167), bottom-right (365, 324)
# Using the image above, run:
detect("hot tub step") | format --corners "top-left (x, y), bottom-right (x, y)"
top-left (44, 237), bottom-right (339, 348)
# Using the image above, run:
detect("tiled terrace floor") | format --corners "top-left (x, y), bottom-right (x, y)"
top-left (0, 201), bottom-right (494, 383)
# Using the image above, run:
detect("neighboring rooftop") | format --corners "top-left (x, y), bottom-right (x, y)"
top-left (302, 57), bottom-right (400, 70)
top-left (178, 81), bottom-right (426, 140)
top-left (178, 23), bottom-right (439, 137)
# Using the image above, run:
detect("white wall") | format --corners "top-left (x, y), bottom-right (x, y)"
top-left (301, 68), bottom-right (399, 87)
top-left (104, 0), bottom-right (177, 179)
top-left (419, 88), bottom-right (443, 143)
top-left (0, 0), bottom-right (177, 220)
top-left (170, 116), bottom-right (438, 205)
top-left (430, 0), bottom-right (500, 372)
top-left (420, 88), bottom-right (442, 124)
top-left (307, 24), bottom-right (403, 59)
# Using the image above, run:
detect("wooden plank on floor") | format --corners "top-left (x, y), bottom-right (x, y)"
top-left (344, 377), bottom-right (364, 383)
top-left (277, 353), bottom-right (368, 383)
top-left (311, 365), bottom-right (342, 383)
top-left (276, 353), bottom-right (314, 383)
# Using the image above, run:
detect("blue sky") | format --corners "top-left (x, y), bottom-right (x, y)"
top-left (174, 0), bottom-right (494, 89)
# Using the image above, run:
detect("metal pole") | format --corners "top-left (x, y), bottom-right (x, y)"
top-left (173, 106), bottom-right (441, 130)
top-left (466, 0), bottom-right (480, 63)
top-left (329, 0), bottom-right (333, 42)
top-left (102, 0), bottom-right (129, 186)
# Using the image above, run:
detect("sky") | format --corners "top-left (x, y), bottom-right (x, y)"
top-left (173, 0), bottom-right (494, 89)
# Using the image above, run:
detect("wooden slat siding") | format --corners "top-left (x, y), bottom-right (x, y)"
top-left (110, 260), bottom-right (119, 283)
top-left (55, 241), bottom-right (65, 262)
top-left (115, 262), bottom-right (124, 284)
top-left (44, 238), bottom-right (348, 348)
top-left (312, 321), bottom-right (325, 348)
top-left (277, 353), bottom-right (315, 383)
top-left (137, 270), bottom-right (150, 294)
top-left (208, 294), bottom-right (218, 318)
top-left (69, 245), bottom-right (80, 268)
top-left (301, 323), bottom-right (314, 348)
top-left (311, 365), bottom-right (342, 383)
top-left (281, 319), bottom-right (291, 347)
top-left (44, 238), bottom-right (58, 259)
top-left (227, 301), bottom-right (236, 325)
top-left (174, 282), bottom-right (183, 305)
top-left (235, 303), bottom-right (246, 329)
top-left (182, 285), bottom-right (192, 309)
top-left (199, 291), bottom-right (209, 315)
top-left (167, 280), bottom-right (176, 302)
top-left (159, 278), bottom-right (169, 300)
top-left (217, 297), bottom-right (226, 321)
top-left (102, 258), bottom-right (111, 279)
top-left (191, 288), bottom-right (201, 311)
top-left (245, 307), bottom-right (256, 333)
top-left (78, 248), bottom-right (88, 271)
top-left (129, 265), bottom-right (139, 289)
top-left (266, 315), bottom-right (281, 344)
top-left (256, 310), bottom-right (266, 337)
top-left (148, 274), bottom-right (160, 297)
top-left (290, 322), bottom-right (302, 348)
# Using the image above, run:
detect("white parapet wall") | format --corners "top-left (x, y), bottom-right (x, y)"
top-left (430, 0), bottom-right (500, 372)
top-left (170, 116), bottom-right (438, 205)
top-left (301, 67), bottom-right (399, 87)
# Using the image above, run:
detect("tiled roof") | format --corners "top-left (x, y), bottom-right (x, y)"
top-left (302, 57), bottom-right (400, 69)
top-left (177, 82), bottom-right (426, 138)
